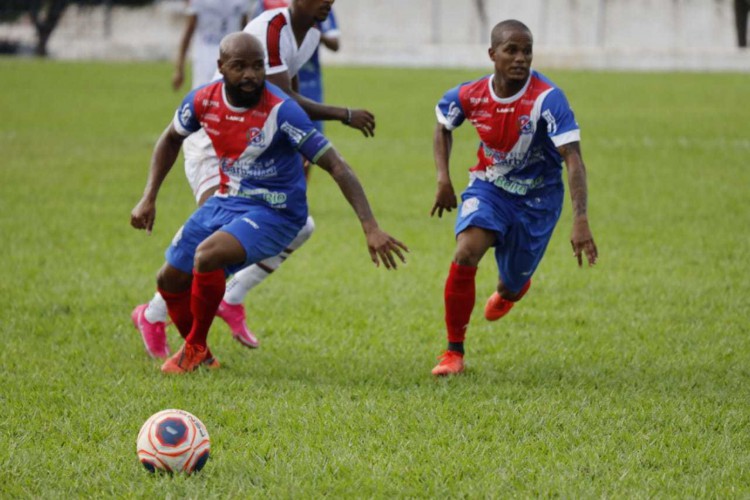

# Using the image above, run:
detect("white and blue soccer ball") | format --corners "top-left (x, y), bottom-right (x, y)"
top-left (136, 409), bottom-right (210, 474)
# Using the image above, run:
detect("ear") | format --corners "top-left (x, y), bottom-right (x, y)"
top-left (488, 47), bottom-right (495, 62)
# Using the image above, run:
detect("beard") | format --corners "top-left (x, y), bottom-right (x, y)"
top-left (224, 80), bottom-right (265, 108)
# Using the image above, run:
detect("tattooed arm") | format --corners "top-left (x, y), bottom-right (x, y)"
top-left (559, 141), bottom-right (598, 267)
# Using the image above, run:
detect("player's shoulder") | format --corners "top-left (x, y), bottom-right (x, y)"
top-left (529, 70), bottom-right (564, 93)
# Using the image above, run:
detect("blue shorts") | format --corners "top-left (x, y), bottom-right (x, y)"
top-left (165, 197), bottom-right (304, 275)
top-left (454, 181), bottom-right (563, 293)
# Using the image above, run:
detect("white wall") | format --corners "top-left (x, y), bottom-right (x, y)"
top-left (1, 0), bottom-right (748, 71)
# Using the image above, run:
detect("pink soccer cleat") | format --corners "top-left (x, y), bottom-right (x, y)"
top-left (131, 304), bottom-right (170, 359)
top-left (216, 300), bottom-right (259, 348)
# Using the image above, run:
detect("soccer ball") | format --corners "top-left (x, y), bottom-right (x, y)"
top-left (136, 409), bottom-right (210, 474)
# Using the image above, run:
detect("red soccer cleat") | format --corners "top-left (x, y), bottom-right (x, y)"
top-left (483, 292), bottom-right (516, 321)
top-left (431, 350), bottom-right (465, 376)
top-left (161, 343), bottom-right (209, 374)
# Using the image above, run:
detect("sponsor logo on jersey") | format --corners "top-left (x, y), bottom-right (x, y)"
top-left (469, 97), bottom-right (489, 105)
top-left (280, 121), bottom-right (307, 145)
top-left (226, 115), bottom-right (245, 122)
top-left (203, 113), bottom-right (221, 123)
top-left (497, 107), bottom-right (515, 114)
top-left (446, 101), bottom-right (461, 125)
top-left (203, 99), bottom-right (220, 108)
top-left (542, 110), bottom-right (558, 135)
top-left (180, 103), bottom-right (192, 126)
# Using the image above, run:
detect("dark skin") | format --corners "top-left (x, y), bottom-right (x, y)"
top-left (131, 33), bottom-right (407, 293)
top-left (431, 23), bottom-right (597, 299)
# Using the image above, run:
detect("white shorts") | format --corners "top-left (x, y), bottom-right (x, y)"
top-left (183, 129), bottom-right (221, 203)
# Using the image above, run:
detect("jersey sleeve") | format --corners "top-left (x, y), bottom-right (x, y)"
top-left (276, 99), bottom-right (331, 163)
top-left (435, 84), bottom-right (466, 131)
top-left (172, 89), bottom-right (202, 136)
top-left (541, 88), bottom-right (581, 147)
top-left (264, 12), bottom-right (291, 75)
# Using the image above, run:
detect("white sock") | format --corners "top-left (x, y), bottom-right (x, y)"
top-left (144, 292), bottom-right (168, 324)
top-left (223, 216), bottom-right (315, 305)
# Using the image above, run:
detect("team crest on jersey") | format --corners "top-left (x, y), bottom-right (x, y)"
top-left (246, 127), bottom-right (265, 146)
top-left (517, 115), bottom-right (534, 135)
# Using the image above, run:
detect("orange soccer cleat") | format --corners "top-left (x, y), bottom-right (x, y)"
top-left (161, 343), bottom-right (210, 374)
top-left (483, 292), bottom-right (516, 321)
top-left (431, 350), bottom-right (465, 376)
top-left (202, 347), bottom-right (221, 369)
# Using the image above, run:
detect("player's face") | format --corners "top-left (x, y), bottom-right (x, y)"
top-left (299, 0), bottom-right (334, 22)
top-left (489, 29), bottom-right (533, 84)
top-left (220, 50), bottom-right (266, 107)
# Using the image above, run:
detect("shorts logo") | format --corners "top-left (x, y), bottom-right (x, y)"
top-left (242, 217), bottom-right (259, 229)
top-left (461, 197), bottom-right (480, 217)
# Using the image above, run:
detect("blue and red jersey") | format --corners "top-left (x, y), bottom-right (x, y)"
top-left (173, 81), bottom-right (331, 224)
top-left (436, 70), bottom-right (580, 197)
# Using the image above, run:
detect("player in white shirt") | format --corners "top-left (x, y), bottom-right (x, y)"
top-left (133, 0), bottom-right (379, 358)
top-left (172, 0), bottom-right (251, 90)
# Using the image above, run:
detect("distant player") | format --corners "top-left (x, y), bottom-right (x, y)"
top-left (252, 0), bottom-right (341, 133)
top-left (429, 19), bottom-right (598, 376)
top-left (130, 32), bottom-right (407, 374)
top-left (132, 0), bottom-right (375, 359)
top-left (172, 0), bottom-right (251, 90)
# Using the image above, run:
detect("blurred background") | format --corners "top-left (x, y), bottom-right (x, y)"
top-left (1, 0), bottom-right (749, 71)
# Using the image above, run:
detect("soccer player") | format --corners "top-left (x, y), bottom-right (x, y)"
top-left (132, 0), bottom-right (373, 358)
top-left (252, 0), bottom-right (341, 133)
top-left (172, 0), bottom-right (251, 90)
top-left (130, 32), bottom-right (407, 374)
top-left (429, 19), bottom-right (598, 376)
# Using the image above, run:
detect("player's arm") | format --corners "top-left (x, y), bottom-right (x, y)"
top-left (266, 72), bottom-right (375, 137)
top-left (431, 123), bottom-right (458, 217)
top-left (320, 33), bottom-right (339, 52)
top-left (315, 148), bottom-right (409, 269)
top-left (559, 141), bottom-right (598, 267)
top-left (131, 124), bottom-right (186, 233)
top-left (173, 13), bottom-right (197, 91)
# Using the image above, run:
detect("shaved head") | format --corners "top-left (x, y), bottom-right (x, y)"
top-left (219, 32), bottom-right (264, 63)
top-left (490, 19), bottom-right (532, 48)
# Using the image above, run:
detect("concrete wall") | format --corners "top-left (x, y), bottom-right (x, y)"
top-left (1, 0), bottom-right (748, 71)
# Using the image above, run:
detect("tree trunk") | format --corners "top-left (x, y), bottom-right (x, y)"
top-left (30, 0), bottom-right (69, 57)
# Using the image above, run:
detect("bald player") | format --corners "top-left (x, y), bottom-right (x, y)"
top-left (131, 33), bottom-right (407, 374)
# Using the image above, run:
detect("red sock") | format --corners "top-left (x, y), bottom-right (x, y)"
top-left (159, 287), bottom-right (192, 339)
top-left (444, 262), bottom-right (477, 343)
top-left (186, 269), bottom-right (226, 348)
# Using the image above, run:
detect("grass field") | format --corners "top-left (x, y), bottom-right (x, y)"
top-left (1, 58), bottom-right (749, 497)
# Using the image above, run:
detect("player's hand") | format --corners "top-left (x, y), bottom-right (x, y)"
top-left (172, 69), bottom-right (184, 91)
top-left (571, 217), bottom-right (597, 267)
top-left (364, 227), bottom-right (409, 270)
top-left (431, 181), bottom-right (457, 218)
top-left (131, 197), bottom-right (157, 235)
top-left (345, 109), bottom-right (376, 138)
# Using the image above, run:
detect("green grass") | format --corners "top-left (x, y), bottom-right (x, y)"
top-left (1, 58), bottom-right (749, 497)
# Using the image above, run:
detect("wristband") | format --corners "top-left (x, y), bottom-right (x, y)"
top-left (343, 107), bottom-right (352, 125)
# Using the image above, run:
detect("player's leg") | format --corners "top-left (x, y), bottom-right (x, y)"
top-left (485, 196), bottom-right (563, 322)
top-left (131, 132), bottom-right (219, 356)
top-left (432, 226), bottom-right (496, 376)
top-left (218, 215), bottom-right (316, 348)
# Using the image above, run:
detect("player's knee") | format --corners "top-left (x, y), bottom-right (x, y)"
top-left (453, 247), bottom-right (482, 267)
top-left (157, 264), bottom-right (191, 293)
top-left (193, 244), bottom-right (222, 273)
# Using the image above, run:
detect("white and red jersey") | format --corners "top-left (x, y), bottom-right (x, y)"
top-left (174, 81), bottom-right (331, 224)
top-left (187, 0), bottom-right (250, 88)
top-left (436, 70), bottom-right (580, 197)
top-left (243, 7), bottom-right (321, 78)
